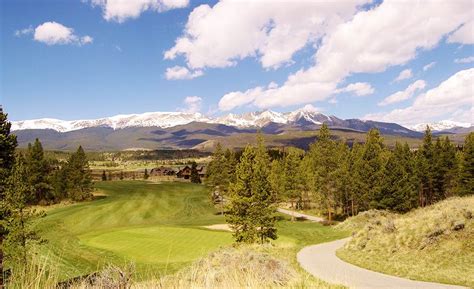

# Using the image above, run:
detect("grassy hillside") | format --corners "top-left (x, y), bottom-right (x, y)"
top-left (34, 181), bottom-right (348, 286)
top-left (336, 196), bottom-right (474, 287)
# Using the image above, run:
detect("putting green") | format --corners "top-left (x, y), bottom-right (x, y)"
top-left (80, 226), bottom-right (232, 264)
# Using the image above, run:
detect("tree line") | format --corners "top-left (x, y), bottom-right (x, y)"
top-left (0, 110), bottom-right (92, 286)
top-left (206, 125), bottom-right (473, 243)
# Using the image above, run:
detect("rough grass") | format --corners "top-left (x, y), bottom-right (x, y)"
top-left (337, 196), bottom-right (474, 287)
top-left (9, 245), bottom-right (347, 289)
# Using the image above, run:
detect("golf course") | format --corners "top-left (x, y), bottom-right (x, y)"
top-left (36, 181), bottom-right (348, 281)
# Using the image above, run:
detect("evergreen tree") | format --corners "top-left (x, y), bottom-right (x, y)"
top-left (207, 143), bottom-right (229, 191)
top-left (348, 142), bottom-right (365, 216)
top-left (282, 147), bottom-right (305, 210)
top-left (418, 126), bottom-right (434, 206)
top-left (25, 139), bottom-right (52, 203)
top-left (380, 143), bottom-right (418, 212)
top-left (226, 135), bottom-right (277, 244)
top-left (269, 159), bottom-right (285, 203)
top-left (101, 170), bottom-right (107, 181)
top-left (190, 162), bottom-right (201, 184)
top-left (305, 124), bottom-right (341, 221)
top-left (0, 108), bottom-right (17, 288)
top-left (119, 171), bottom-right (124, 180)
top-left (64, 146), bottom-right (93, 201)
top-left (360, 129), bottom-right (386, 210)
top-left (3, 155), bottom-right (43, 270)
top-left (143, 168), bottom-right (149, 180)
top-left (458, 133), bottom-right (474, 196)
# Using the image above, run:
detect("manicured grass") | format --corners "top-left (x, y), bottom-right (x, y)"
top-left (336, 196), bottom-right (474, 287)
top-left (35, 180), bottom-right (349, 284)
top-left (36, 181), bottom-right (230, 278)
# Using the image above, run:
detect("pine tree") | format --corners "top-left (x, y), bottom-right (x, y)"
top-left (190, 162), bottom-right (201, 184)
top-left (207, 143), bottom-right (229, 191)
top-left (282, 147), bottom-right (305, 210)
top-left (305, 124), bottom-right (341, 221)
top-left (458, 133), bottom-right (474, 196)
top-left (3, 155), bottom-right (43, 270)
top-left (101, 170), bottom-right (107, 181)
top-left (65, 146), bottom-right (93, 201)
top-left (226, 135), bottom-right (276, 244)
top-left (418, 126), bottom-right (434, 206)
top-left (0, 108), bottom-right (17, 288)
top-left (380, 142), bottom-right (418, 212)
top-left (25, 139), bottom-right (52, 203)
top-left (348, 142), bottom-right (365, 216)
top-left (361, 129), bottom-right (386, 210)
top-left (143, 168), bottom-right (149, 180)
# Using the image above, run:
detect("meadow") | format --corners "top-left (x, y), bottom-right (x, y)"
top-left (34, 180), bottom-right (349, 283)
top-left (336, 196), bottom-right (474, 287)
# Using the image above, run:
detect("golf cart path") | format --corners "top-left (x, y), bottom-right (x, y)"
top-left (297, 238), bottom-right (467, 289)
top-left (276, 208), bottom-right (324, 222)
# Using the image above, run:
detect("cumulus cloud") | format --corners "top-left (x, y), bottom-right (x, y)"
top-left (336, 82), bottom-right (374, 96)
top-left (88, 0), bottom-right (189, 23)
top-left (165, 66), bottom-right (203, 80)
top-left (366, 69), bottom-right (473, 126)
top-left (165, 0), bottom-right (369, 70)
top-left (216, 0), bottom-right (472, 111)
top-left (16, 22), bottom-right (93, 46)
top-left (378, 80), bottom-right (426, 106)
top-left (454, 56), bottom-right (474, 64)
top-left (180, 96), bottom-right (202, 113)
top-left (423, 62), bottom-right (436, 71)
top-left (447, 20), bottom-right (474, 45)
top-left (393, 69), bottom-right (413, 82)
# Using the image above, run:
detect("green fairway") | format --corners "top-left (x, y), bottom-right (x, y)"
top-left (35, 180), bottom-right (348, 281)
top-left (81, 226), bottom-right (232, 264)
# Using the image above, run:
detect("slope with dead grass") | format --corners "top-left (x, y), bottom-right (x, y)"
top-left (337, 196), bottom-right (474, 287)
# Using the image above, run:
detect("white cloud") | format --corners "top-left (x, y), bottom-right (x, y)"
top-left (336, 82), bottom-right (374, 96)
top-left (423, 61), bottom-right (436, 71)
top-left (447, 20), bottom-right (474, 45)
top-left (180, 96), bottom-right (202, 113)
top-left (366, 69), bottom-right (473, 126)
top-left (165, 0), bottom-right (369, 70)
top-left (378, 79), bottom-right (426, 106)
top-left (88, 0), bottom-right (189, 23)
top-left (14, 26), bottom-right (33, 37)
top-left (454, 56), bottom-right (474, 64)
top-left (31, 22), bottom-right (92, 46)
top-left (165, 66), bottom-right (203, 80)
top-left (393, 69), bottom-right (413, 82)
top-left (216, 0), bottom-right (472, 111)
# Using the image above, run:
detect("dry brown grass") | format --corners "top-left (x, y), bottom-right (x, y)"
top-left (8, 245), bottom-right (346, 289)
top-left (337, 196), bottom-right (474, 287)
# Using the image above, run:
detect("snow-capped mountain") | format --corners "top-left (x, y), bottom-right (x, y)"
top-left (11, 106), bottom-right (336, 132)
top-left (410, 120), bottom-right (472, 132)
top-left (12, 112), bottom-right (210, 132)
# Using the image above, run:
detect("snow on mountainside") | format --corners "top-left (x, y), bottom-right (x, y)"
top-left (12, 106), bottom-right (337, 132)
top-left (410, 120), bottom-right (472, 132)
top-left (12, 112), bottom-right (210, 132)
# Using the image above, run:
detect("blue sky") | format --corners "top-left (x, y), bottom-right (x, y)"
top-left (1, 0), bottom-right (473, 127)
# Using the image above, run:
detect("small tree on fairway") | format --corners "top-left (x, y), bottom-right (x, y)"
top-left (226, 135), bottom-right (277, 244)
top-left (101, 170), bottom-right (107, 181)
top-left (190, 162), bottom-right (201, 184)
top-left (25, 139), bottom-right (52, 203)
top-left (144, 168), bottom-right (149, 180)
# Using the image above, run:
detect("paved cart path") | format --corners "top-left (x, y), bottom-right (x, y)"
top-left (297, 238), bottom-right (467, 289)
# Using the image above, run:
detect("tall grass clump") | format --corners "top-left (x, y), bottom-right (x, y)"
top-left (337, 196), bottom-right (474, 287)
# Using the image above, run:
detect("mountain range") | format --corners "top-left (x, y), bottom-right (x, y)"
top-left (11, 107), bottom-right (472, 151)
